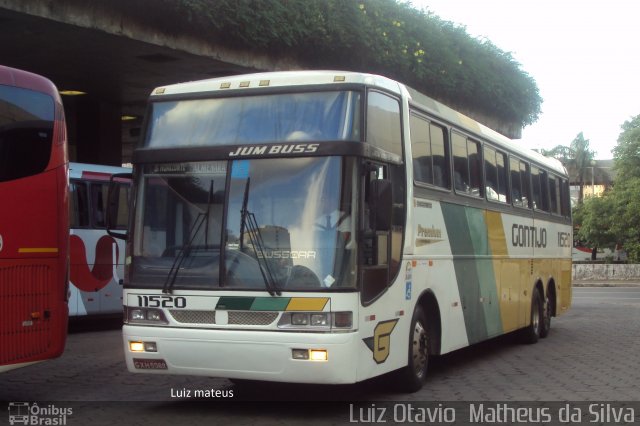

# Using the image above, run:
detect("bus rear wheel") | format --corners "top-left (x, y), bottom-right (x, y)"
top-left (521, 287), bottom-right (543, 344)
top-left (540, 292), bottom-right (552, 338)
top-left (395, 306), bottom-right (429, 392)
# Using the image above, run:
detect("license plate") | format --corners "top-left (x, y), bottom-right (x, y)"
top-left (133, 358), bottom-right (168, 370)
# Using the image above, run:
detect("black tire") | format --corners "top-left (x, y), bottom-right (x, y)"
top-left (394, 306), bottom-right (429, 392)
top-left (540, 291), bottom-right (552, 338)
top-left (521, 287), bottom-right (543, 344)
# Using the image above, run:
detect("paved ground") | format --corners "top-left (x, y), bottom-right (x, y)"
top-left (1, 286), bottom-right (640, 425)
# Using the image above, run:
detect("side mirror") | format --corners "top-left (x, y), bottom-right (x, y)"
top-left (106, 173), bottom-right (132, 240)
top-left (369, 179), bottom-right (392, 232)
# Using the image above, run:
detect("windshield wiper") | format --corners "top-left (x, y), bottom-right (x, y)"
top-left (163, 180), bottom-right (214, 294)
top-left (239, 177), bottom-right (280, 296)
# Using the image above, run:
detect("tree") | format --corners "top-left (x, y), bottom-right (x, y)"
top-left (608, 114), bottom-right (640, 261)
top-left (569, 133), bottom-right (596, 204)
top-left (542, 133), bottom-right (595, 204)
top-left (75, 0), bottom-right (542, 130)
top-left (613, 115), bottom-right (640, 180)
top-left (573, 194), bottom-right (616, 260)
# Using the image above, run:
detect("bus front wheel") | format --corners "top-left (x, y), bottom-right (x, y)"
top-left (395, 306), bottom-right (429, 392)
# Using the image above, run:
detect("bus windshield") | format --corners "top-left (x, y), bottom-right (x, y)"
top-left (0, 85), bottom-right (54, 182)
top-left (132, 157), bottom-right (357, 291)
top-left (144, 91), bottom-right (360, 147)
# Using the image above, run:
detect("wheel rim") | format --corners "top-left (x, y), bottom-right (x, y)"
top-left (412, 321), bottom-right (428, 378)
top-left (532, 297), bottom-right (540, 332)
top-left (543, 296), bottom-right (551, 329)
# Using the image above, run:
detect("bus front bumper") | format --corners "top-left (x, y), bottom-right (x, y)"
top-left (123, 325), bottom-right (360, 384)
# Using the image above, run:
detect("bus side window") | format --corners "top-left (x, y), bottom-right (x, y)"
top-left (520, 161), bottom-right (531, 208)
top-left (549, 175), bottom-right (561, 214)
top-left (484, 146), bottom-right (499, 201)
top-left (484, 146), bottom-right (509, 203)
top-left (510, 157), bottom-right (523, 207)
top-left (366, 91), bottom-right (402, 157)
top-left (69, 181), bottom-right (89, 228)
top-left (560, 178), bottom-right (571, 217)
top-left (496, 150), bottom-right (508, 202)
top-left (430, 123), bottom-right (450, 188)
top-left (410, 113), bottom-right (432, 185)
top-left (452, 132), bottom-right (482, 197)
top-left (511, 157), bottom-right (531, 209)
top-left (409, 112), bottom-right (449, 189)
top-left (91, 183), bottom-right (108, 228)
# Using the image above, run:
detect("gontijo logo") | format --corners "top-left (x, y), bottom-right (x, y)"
top-left (7, 402), bottom-right (73, 425)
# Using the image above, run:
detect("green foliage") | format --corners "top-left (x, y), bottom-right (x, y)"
top-left (574, 114), bottom-right (640, 262)
top-left (545, 133), bottom-right (595, 204)
top-left (609, 176), bottom-right (640, 261)
top-left (613, 115), bottom-right (640, 181)
top-left (609, 115), bottom-right (640, 261)
top-left (91, 0), bottom-right (542, 128)
top-left (573, 195), bottom-right (615, 251)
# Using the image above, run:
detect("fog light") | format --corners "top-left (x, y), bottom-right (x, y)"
top-left (310, 349), bottom-right (328, 361)
top-left (144, 342), bottom-right (158, 352)
top-left (129, 341), bottom-right (145, 352)
top-left (292, 349), bottom-right (309, 360)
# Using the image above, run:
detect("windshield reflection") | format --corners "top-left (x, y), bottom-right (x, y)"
top-left (132, 158), bottom-right (357, 291)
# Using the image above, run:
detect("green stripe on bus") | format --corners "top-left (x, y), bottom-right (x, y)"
top-left (251, 297), bottom-right (291, 311)
top-left (216, 297), bottom-right (256, 310)
top-left (466, 208), bottom-right (502, 339)
top-left (442, 203), bottom-right (503, 344)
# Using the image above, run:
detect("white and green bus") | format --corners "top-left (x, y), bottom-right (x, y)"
top-left (120, 71), bottom-right (572, 391)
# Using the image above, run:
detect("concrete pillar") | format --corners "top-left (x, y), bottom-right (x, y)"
top-left (63, 96), bottom-right (122, 166)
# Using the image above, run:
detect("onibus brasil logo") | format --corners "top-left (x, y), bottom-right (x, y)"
top-left (8, 402), bottom-right (73, 425)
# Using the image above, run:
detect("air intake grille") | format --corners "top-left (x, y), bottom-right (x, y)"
top-left (168, 310), bottom-right (278, 326)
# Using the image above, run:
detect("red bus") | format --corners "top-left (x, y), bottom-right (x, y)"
top-left (0, 65), bottom-right (69, 372)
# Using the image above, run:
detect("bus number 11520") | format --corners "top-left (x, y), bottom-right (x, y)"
top-left (137, 295), bottom-right (187, 309)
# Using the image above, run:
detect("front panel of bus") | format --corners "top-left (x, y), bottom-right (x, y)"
top-left (0, 67), bottom-right (68, 371)
top-left (68, 164), bottom-right (131, 317)
top-left (123, 82), bottom-right (410, 383)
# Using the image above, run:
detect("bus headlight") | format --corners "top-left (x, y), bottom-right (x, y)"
top-left (278, 312), bottom-right (352, 331)
top-left (130, 309), bottom-right (146, 321)
top-left (310, 313), bottom-right (329, 326)
top-left (125, 306), bottom-right (168, 325)
top-left (291, 313), bottom-right (309, 326)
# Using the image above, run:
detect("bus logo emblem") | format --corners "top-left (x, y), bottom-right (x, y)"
top-left (362, 319), bottom-right (399, 364)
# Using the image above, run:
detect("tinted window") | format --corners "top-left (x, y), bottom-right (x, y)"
top-left (531, 167), bottom-right (543, 210)
top-left (367, 91), bottom-right (402, 156)
top-left (452, 132), bottom-right (482, 197)
top-left (410, 113), bottom-right (449, 189)
top-left (70, 180), bottom-right (130, 230)
top-left (484, 146), bottom-right (508, 203)
top-left (560, 178), bottom-right (571, 217)
top-left (146, 91), bottom-right (361, 148)
top-left (70, 181), bottom-right (89, 228)
top-left (0, 85), bottom-right (54, 182)
top-left (549, 175), bottom-right (560, 214)
top-left (511, 157), bottom-right (531, 208)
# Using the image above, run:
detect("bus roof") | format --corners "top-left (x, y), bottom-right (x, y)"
top-left (0, 65), bottom-right (61, 101)
top-left (149, 70), bottom-right (566, 176)
top-left (69, 162), bottom-right (131, 180)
